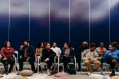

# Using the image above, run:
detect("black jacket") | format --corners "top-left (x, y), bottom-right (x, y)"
top-left (41, 49), bottom-right (56, 62)
top-left (76, 45), bottom-right (88, 58)
top-left (19, 45), bottom-right (35, 60)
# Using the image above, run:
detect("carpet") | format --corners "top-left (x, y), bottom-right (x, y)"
top-left (55, 75), bottom-right (91, 79)
top-left (0, 73), bottom-right (54, 79)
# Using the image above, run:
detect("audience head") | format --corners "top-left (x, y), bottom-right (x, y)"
top-left (52, 42), bottom-right (57, 48)
top-left (109, 42), bottom-right (118, 51)
top-left (82, 41), bottom-right (88, 47)
top-left (20, 45), bottom-right (23, 50)
top-left (99, 42), bottom-right (104, 47)
top-left (44, 42), bottom-right (50, 49)
top-left (37, 42), bottom-right (44, 48)
top-left (90, 43), bottom-right (96, 51)
top-left (24, 40), bottom-right (30, 46)
top-left (4, 41), bottom-right (11, 48)
top-left (64, 42), bottom-right (71, 49)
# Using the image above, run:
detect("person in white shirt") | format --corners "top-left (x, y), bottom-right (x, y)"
top-left (51, 42), bottom-right (61, 56)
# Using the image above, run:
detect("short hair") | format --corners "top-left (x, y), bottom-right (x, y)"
top-left (24, 40), bottom-right (30, 44)
top-left (82, 41), bottom-right (88, 44)
top-left (43, 42), bottom-right (50, 48)
top-left (110, 42), bottom-right (118, 48)
top-left (90, 43), bottom-right (96, 48)
top-left (53, 41), bottom-right (57, 44)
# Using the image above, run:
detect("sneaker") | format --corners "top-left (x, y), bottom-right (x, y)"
top-left (87, 72), bottom-right (91, 76)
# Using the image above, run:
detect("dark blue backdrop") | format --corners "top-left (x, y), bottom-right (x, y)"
top-left (0, 1), bottom-right (119, 52)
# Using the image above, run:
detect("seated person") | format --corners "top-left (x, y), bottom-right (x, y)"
top-left (41, 42), bottom-right (56, 75)
top-left (102, 42), bottom-right (119, 77)
top-left (19, 40), bottom-right (36, 73)
top-left (96, 42), bottom-right (107, 56)
top-left (51, 42), bottom-right (61, 56)
top-left (51, 42), bottom-right (61, 64)
top-left (96, 42), bottom-right (107, 69)
top-left (61, 42), bottom-right (74, 72)
top-left (77, 41), bottom-right (89, 71)
top-left (82, 43), bottom-right (101, 74)
top-left (0, 41), bottom-right (15, 74)
top-left (35, 42), bottom-right (44, 72)
top-left (35, 42), bottom-right (44, 57)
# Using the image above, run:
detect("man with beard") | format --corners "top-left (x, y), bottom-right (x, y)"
top-left (19, 40), bottom-right (36, 73)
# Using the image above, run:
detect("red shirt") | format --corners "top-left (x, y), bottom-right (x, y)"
top-left (100, 47), bottom-right (105, 54)
top-left (0, 47), bottom-right (15, 58)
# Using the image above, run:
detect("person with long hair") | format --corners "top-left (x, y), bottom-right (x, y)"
top-left (36, 42), bottom-right (44, 57)
top-left (61, 42), bottom-right (74, 72)
top-left (0, 41), bottom-right (15, 74)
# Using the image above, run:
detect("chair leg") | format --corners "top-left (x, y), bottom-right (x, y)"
top-left (100, 68), bottom-right (104, 75)
top-left (39, 66), bottom-right (42, 73)
top-left (80, 63), bottom-right (82, 74)
top-left (37, 65), bottom-right (39, 73)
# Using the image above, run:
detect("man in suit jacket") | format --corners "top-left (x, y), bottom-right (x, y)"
top-left (19, 40), bottom-right (36, 73)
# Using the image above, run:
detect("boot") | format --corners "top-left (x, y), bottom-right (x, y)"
top-left (110, 69), bottom-right (115, 77)
top-left (5, 66), bottom-right (8, 75)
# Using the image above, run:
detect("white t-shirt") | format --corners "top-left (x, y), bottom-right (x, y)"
top-left (51, 47), bottom-right (61, 56)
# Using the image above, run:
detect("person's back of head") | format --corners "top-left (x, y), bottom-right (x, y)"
top-left (81, 41), bottom-right (88, 49)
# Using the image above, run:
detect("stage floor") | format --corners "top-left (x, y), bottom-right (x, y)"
top-left (0, 72), bottom-right (119, 79)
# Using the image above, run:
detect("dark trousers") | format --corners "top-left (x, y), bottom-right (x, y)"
top-left (46, 60), bottom-right (53, 69)
top-left (107, 58), bottom-right (117, 70)
top-left (19, 57), bottom-right (35, 72)
top-left (107, 58), bottom-right (117, 75)
top-left (62, 56), bottom-right (71, 72)
top-left (105, 58), bottom-right (119, 74)
top-left (1, 57), bottom-right (15, 73)
top-left (100, 59), bottom-right (104, 69)
top-left (76, 56), bottom-right (81, 71)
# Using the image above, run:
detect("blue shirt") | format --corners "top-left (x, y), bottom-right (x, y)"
top-left (102, 49), bottom-right (119, 60)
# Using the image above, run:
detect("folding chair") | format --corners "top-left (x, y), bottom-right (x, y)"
top-left (37, 55), bottom-right (58, 74)
top-left (0, 55), bottom-right (4, 74)
top-left (13, 51), bottom-right (19, 72)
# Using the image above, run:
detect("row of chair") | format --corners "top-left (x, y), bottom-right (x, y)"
top-left (0, 51), bottom-right (114, 74)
